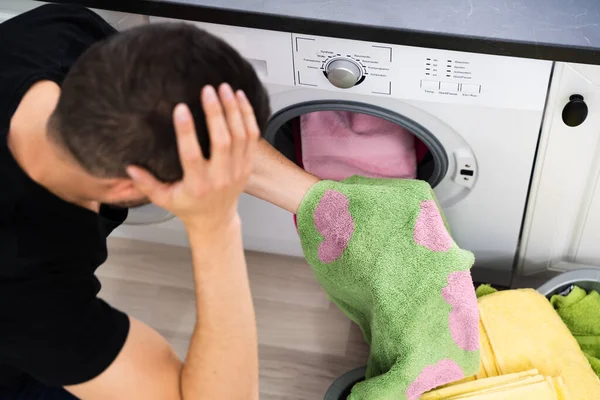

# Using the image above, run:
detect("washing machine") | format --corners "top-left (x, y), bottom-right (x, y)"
top-left (115, 17), bottom-right (553, 286)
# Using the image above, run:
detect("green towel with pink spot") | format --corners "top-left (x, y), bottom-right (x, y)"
top-left (297, 176), bottom-right (480, 400)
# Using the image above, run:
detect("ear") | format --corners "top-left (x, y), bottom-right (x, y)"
top-left (104, 178), bottom-right (143, 203)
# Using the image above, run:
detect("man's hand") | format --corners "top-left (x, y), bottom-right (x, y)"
top-left (127, 84), bottom-right (260, 232)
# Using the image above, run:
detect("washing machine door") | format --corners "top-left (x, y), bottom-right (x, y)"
top-left (265, 89), bottom-right (477, 209)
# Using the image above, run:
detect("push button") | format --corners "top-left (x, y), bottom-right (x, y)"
top-left (440, 82), bottom-right (459, 92)
top-left (461, 83), bottom-right (481, 94)
top-left (421, 80), bottom-right (440, 91)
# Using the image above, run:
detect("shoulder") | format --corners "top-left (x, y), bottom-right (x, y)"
top-left (9, 4), bottom-right (105, 24)
top-left (0, 4), bottom-right (116, 38)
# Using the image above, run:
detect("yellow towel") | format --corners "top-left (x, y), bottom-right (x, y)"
top-left (421, 370), bottom-right (539, 399)
top-left (446, 380), bottom-right (557, 399)
top-left (421, 289), bottom-right (599, 399)
top-left (551, 377), bottom-right (570, 400)
top-left (477, 289), bottom-right (600, 399)
top-left (477, 319), bottom-right (498, 378)
top-left (424, 370), bottom-right (565, 400)
top-left (424, 372), bottom-right (558, 399)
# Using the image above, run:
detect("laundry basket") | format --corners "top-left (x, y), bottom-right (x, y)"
top-left (323, 367), bottom-right (366, 400)
top-left (324, 268), bottom-right (600, 400)
top-left (537, 268), bottom-right (600, 297)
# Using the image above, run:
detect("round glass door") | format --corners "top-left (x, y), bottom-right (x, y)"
top-left (265, 101), bottom-right (448, 188)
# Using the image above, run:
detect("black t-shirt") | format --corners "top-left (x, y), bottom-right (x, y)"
top-left (0, 4), bottom-right (130, 390)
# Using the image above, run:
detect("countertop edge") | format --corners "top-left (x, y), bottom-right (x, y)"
top-left (47, 0), bottom-right (600, 65)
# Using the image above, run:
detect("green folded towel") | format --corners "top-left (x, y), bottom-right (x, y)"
top-left (297, 177), bottom-right (480, 400)
top-left (475, 284), bottom-right (498, 298)
top-left (551, 286), bottom-right (600, 377)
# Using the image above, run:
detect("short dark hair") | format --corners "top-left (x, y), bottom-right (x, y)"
top-left (49, 22), bottom-right (271, 182)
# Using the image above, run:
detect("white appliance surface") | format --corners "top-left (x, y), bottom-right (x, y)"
top-left (115, 18), bottom-right (554, 285)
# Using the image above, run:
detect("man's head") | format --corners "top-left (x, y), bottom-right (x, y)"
top-left (47, 22), bottom-right (270, 207)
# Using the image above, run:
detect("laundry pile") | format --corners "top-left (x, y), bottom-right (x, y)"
top-left (476, 284), bottom-right (600, 380)
top-left (422, 288), bottom-right (600, 399)
top-left (550, 286), bottom-right (600, 377)
top-left (296, 176), bottom-right (480, 399)
top-left (293, 111), bottom-right (600, 399)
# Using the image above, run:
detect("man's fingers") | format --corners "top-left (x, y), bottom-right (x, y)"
top-left (236, 90), bottom-right (261, 164)
top-left (202, 85), bottom-right (232, 172)
top-left (219, 83), bottom-right (246, 173)
top-left (126, 166), bottom-right (170, 206)
top-left (173, 103), bottom-right (205, 182)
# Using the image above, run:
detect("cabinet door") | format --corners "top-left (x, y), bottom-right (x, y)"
top-left (519, 62), bottom-right (600, 274)
top-left (577, 180), bottom-right (600, 265)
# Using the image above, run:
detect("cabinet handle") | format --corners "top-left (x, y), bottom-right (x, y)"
top-left (562, 94), bottom-right (588, 127)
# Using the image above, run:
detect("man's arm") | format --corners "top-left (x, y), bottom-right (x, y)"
top-left (66, 222), bottom-right (256, 400)
top-left (182, 220), bottom-right (257, 398)
top-left (245, 139), bottom-right (320, 214)
top-left (65, 84), bottom-right (259, 400)
top-left (66, 221), bottom-right (256, 400)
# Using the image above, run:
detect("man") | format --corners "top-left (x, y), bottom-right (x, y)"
top-left (0, 4), bottom-right (318, 399)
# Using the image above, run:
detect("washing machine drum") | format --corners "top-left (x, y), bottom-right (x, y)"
top-left (266, 101), bottom-right (450, 189)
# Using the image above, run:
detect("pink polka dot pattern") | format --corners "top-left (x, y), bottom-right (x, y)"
top-left (314, 190), bottom-right (355, 263)
top-left (442, 271), bottom-right (481, 351)
top-left (405, 359), bottom-right (464, 400)
top-left (414, 200), bottom-right (453, 252)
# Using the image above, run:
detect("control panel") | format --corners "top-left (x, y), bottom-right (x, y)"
top-left (420, 55), bottom-right (481, 96)
top-left (420, 80), bottom-right (481, 95)
top-left (294, 36), bottom-right (394, 95)
top-left (293, 34), bottom-right (553, 110)
top-left (150, 18), bottom-right (552, 111)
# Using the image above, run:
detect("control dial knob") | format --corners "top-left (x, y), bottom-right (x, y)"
top-left (325, 58), bottom-right (363, 89)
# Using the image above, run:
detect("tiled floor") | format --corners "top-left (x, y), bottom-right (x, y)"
top-left (98, 238), bottom-right (369, 400)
